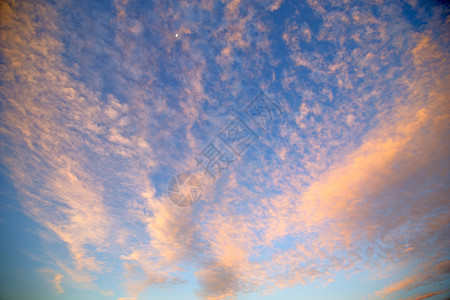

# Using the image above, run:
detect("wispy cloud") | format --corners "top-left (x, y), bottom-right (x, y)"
top-left (1, 0), bottom-right (448, 299)
top-left (409, 290), bottom-right (449, 300)
top-left (39, 268), bottom-right (64, 294)
top-left (376, 260), bottom-right (450, 298)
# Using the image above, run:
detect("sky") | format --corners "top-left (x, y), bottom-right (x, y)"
top-left (0, 0), bottom-right (449, 299)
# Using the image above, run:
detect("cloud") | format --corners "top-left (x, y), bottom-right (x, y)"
top-left (191, 14), bottom-right (450, 297)
top-left (1, 0), bottom-right (449, 299)
top-left (196, 262), bottom-right (241, 300)
top-left (39, 268), bottom-right (64, 294)
top-left (268, 0), bottom-right (284, 11)
top-left (375, 260), bottom-right (450, 298)
top-left (0, 0), bottom-right (145, 287)
top-left (117, 183), bottom-right (201, 297)
top-left (411, 290), bottom-right (449, 300)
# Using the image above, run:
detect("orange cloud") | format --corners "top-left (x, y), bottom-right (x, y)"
top-left (375, 260), bottom-right (450, 298)
top-left (1, 0), bottom-right (448, 299)
top-left (194, 27), bottom-right (450, 297)
top-left (39, 268), bottom-right (64, 294)
top-left (412, 290), bottom-right (449, 300)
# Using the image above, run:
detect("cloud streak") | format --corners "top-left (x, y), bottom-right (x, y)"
top-left (0, 0), bottom-right (448, 299)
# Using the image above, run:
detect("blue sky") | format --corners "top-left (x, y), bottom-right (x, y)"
top-left (0, 0), bottom-right (449, 299)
